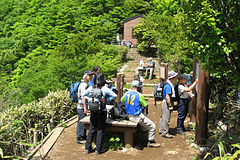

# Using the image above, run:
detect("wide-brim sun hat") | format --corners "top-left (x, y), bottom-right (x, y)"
top-left (168, 71), bottom-right (178, 79)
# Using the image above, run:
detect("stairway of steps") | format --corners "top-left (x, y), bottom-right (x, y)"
top-left (122, 48), bottom-right (160, 98)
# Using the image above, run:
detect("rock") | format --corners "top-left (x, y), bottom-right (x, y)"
top-left (122, 148), bottom-right (128, 153)
top-left (166, 151), bottom-right (178, 155)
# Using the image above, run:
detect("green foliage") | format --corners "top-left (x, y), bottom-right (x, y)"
top-left (103, 133), bottom-right (124, 150)
top-left (182, 0), bottom-right (240, 87)
top-left (204, 142), bottom-right (240, 160)
top-left (134, 13), bottom-right (192, 73)
top-left (0, 90), bottom-right (76, 158)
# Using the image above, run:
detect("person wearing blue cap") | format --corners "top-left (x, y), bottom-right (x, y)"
top-left (76, 70), bottom-right (93, 144)
top-left (121, 80), bottom-right (160, 148)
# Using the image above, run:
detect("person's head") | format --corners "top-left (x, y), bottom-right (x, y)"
top-left (178, 74), bottom-right (188, 84)
top-left (168, 71), bottom-right (178, 84)
top-left (148, 57), bottom-right (153, 62)
top-left (131, 80), bottom-right (140, 91)
top-left (83, 70), bottom-right (93, 82)
top-left (92, 66), bottom-right (101, 73)
top-left (94, 72), bottom-right (106, 88)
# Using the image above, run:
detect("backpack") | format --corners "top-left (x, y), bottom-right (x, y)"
top-left (172, 83), bottom-right (183, 103)
top-left (87, 87), bottom-right (105, 112)
top-left (153, 83), bottom-right (165, 105)
top-left (70, 77), bottom-right (81, 102)
top-left (109, 102), bottom-right (129, 120)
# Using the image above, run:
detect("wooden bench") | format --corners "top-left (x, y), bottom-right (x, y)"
top-left (79, 116), bottom-right (138, 148)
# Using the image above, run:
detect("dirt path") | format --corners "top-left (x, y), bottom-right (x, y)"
top-left (47, 48), bottom-right (199, 160)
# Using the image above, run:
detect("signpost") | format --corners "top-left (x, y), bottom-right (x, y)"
top-left (195, 64), bottom-right (210, 145)
top-left (160, 63), bottom-right (168, 83)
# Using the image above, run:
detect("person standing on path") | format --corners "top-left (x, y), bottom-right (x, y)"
top-left (88, 66), bottom-right (101, 87)
top-left (121, 80), bottom-right (160, 148)
top-left (159, 71), bottom-right (178, 138)
top-left (176, 74), bottom-right (198, 135)
top-left (76, 70), bottom-right (93, 144)
top-left (83, 72), bottom-right (117, 155)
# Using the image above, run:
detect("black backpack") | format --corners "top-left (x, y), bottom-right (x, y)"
top-left (109, 102), bottom-right (129, 120)
top-left (87, 88), bottom-right (105, 112)
top-left (154, 82), bottom-right (166, 105)
top-left (172, 83), bottom-right (183, 103)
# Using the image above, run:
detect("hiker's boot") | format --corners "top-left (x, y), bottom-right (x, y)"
top-left (161, 133), bottom-right (173, 138)
top-left (148, 140), bottom-right (160, 148)
top-left (177, 129), bottom-right (185, 135)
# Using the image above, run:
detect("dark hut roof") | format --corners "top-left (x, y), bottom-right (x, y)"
top-left (122, 14), bottom-right (144, 23)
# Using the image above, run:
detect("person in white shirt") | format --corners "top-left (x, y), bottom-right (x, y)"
top-left (177, 74), bottom-right (198, 135)
top-left (76, 70), bottom-right (93, 144)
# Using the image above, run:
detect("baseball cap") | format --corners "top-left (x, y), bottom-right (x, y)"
top-left (83, 70), bottom-right (93, 79)
top-left (178, 74), bottom-right (188, 80)
top-left (131, 80), bottom-right (140, 87)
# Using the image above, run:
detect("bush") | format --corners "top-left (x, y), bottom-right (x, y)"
top-left (0, 90), bottom-right (76, 158)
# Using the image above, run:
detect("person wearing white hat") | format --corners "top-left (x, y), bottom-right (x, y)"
top-left (121, 81), bottom-right (160, 148)
top-left (159, 71), bottom-right (178, 138)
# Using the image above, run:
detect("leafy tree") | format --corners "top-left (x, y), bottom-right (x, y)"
top-left (134, 13), bottom-right (192, 72)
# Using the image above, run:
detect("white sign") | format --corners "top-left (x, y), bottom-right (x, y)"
top-left (160, 67), bottom-right (165, 79)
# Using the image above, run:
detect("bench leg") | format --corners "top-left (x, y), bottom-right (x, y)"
top-left (124, 131), bottom-right (133, 148)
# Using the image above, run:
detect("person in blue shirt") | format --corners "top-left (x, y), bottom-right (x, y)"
top-left (88, 66), bottom-right (101, 87)
top-left (83, 72), bottom-right (117, 155)
top-left (159, 71), bottom-right (178, 138)
top-left (145, 57), bottom-right (155, 79)
top-left (121, 80), bottom-right (160, 148)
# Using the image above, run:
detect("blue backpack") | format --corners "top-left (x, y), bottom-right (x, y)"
top-left (70, 76), bottom-right (81, 102)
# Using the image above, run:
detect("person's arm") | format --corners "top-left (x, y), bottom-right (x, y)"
top-left (184, 79), bottom-right (198, 92)
top-left (140, 94), bottom-right (148, 114)
top-left (166, 94), bottom-right (172, 107)
top-left (80, 83), bottom-right (88, 114)
top-left (82, 87), bottom-right (91, 114)
top-left (121, 93), bottom-right (126, 103)
top-left (104, 87), bottom-right (117, 103)
top-left (165, 84), bottom-right (172, 107)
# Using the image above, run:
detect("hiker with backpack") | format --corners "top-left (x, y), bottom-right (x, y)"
top-left (176, 74), bottom-right (198, 135)
top-left (76, 70), bottom-right (94, 144)
top-left (121, 80), bottom-right (161, 148)
top-left (82, 72), bottom-right (117, 155)
top-left (159, 71), bottom-right (178, 138)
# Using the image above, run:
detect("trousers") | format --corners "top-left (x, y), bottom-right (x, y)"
top-left (159, 99), bottom-right (171, 135)
top-left (85, 111), bottom-right (107, 152)
top-left (128, 113), bottom-right (156, 141)
top-left (177, 99), bottom-right (189, 129)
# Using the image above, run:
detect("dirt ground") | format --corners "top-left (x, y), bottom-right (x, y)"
top-left (47, 48), bottom-right (199, 160)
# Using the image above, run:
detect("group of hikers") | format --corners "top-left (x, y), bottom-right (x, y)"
top-left (76, 65), bottom-right (198, 155)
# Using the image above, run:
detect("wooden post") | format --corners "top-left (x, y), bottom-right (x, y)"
top-left (195, 64), bottom-right (210, 145)
top-left (190, 57), bottom-right (197, 122)
top-left (164, 63), bottom-right (168, 81)
top-left (33, 131), bottom-right (38, 145)
top-left (117, 73), bottom-right (122, 102)
top-left (160, 63), bottom-right (168, 83)
top-left (47, 124), bottom-right (51, 133)
top-left (120, 74), bottom-right (124, 98)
